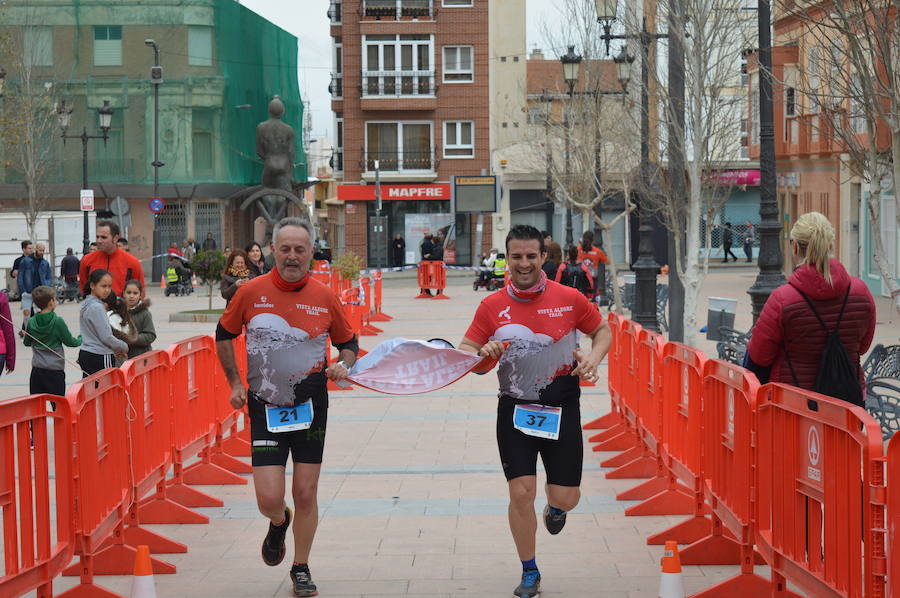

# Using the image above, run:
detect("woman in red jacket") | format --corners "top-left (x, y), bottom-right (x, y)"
top-left (746, 212), bottom-right (876, 401)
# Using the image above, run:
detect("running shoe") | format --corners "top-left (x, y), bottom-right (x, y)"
top-left (514, 569), bottom-right (541, 597)
top-left (261, 505), bottom-right (292, 566)
top-left (291, 566), bottom-right (318, 597)
top-left (542, 504), bottom-right (567, 535)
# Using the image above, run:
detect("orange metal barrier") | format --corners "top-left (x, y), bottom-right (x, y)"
top-left (120, 351), bottom-right (199, 548)
top-left (626, 342), bottom-right (708, 540)
top-left (416, 261), bottom-right (449, 299)
top-left (679, 360), bottom-right (767, 593)
top-left (0, 395), bottom-right (74, 598)
top-left (888, 434), bottom-right (900, 598)
top-left (310, 260), bottom-right (331, 286)
top-left (590, 319), bottom-right (641, 453)
top-left (166, 337), bottom-right (244, 511)
top-left (370, 271), bottom-right (392, 321)
top-left (60, 369), bottom-right (173, 597)
top-left (604, 329), bottom-right (663, 480)
top-left (358, 277), bottom-right (382, 336)
top-left (755, 384), bottom-right (887, 598)
top-left (583, 311), bottom-right (624, 431)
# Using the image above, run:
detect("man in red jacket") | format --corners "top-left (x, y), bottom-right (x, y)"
top-left (79, 220), bottom-right (144, 297)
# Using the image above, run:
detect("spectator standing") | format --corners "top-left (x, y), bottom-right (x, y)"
top-left (246, 242), bottom-right (269, 277)
top-left (182, 239), bottom-right (196, 262)
top-left (78, 269), bottom-right (128, 376)
top-left (542, 242), bottom-right (563, 280)
top-left (221, 249), bottom-right (252, 303)
top-left (60, 248), bottom-right (80, 299)
top-left (202, 232), bottom-right (217, 251)
top-left (123, 279), bottom-right (156, 359)
top-left (167, 243), bottom-right (183, 257)
top-left (79, 221), bottom-right (144, 297)
top-left (478, 248), bottom-right (499, 284)
top-left (556, 245), bottom-right (594, 299)
top-left (24, 286), bottom-right (81, 397)
top-left (392, 233), bottom-right (406, 267)
top-left (11, 240), bottom-right (33, 293)
top-left (721, 222), bottom-right (738, 262)
top-left (746, 212), bottom-right (876, 405)
top-left (19, 243), bottom-right (53, 330)
top-left (742, 221), bottom-right (755, 263)
top-left (0, 290), bottom-right (16, 377)
top-left (117, 238), bottom-right (129, 252)
top-left (420, 233), bottom-right (434, 261)
top-left (431, 232), bottom-right (444, 262)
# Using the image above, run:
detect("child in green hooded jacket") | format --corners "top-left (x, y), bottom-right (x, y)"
top-left (24, 285), bottom-right (82, 397)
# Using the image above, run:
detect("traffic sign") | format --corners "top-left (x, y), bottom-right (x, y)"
top-left (110, 196), bottom-right (130, 216)
top-left (149, 197), bottom-right (164, 213)
top-left (80, 189), bottom-right (94, 211)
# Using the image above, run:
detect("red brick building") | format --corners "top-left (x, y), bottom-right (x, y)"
top-left (328, 0), bottom-right (492, 267)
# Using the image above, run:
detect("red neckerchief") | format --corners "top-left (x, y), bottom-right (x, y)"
top-left (506, 269), bottom-right (548, 302)
top-left (270, 266), bottom-right (310, 292)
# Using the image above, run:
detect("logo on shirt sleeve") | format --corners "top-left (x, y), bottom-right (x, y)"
top-left (498, 305), bottom-right (512, 321)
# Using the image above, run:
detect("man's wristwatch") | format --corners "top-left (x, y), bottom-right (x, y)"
top-left (336, 360), bottom-right (350, 371)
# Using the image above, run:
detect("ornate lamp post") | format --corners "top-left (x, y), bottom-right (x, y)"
top-left (560, 46), bottom-right (582, 248)
top-left (57, 99), bottom-right (114, 255)
top-left (145, 39), bottom-right (165, 281)
top-left (596, 0), bottom-right (666, 331)
top-left (747, 0), bottom-right (785, 322)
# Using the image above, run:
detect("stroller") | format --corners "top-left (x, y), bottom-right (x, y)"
top-left (164, 256), bottom-right (194, 296)
top-left (54, 276), bottom-right (81, 303)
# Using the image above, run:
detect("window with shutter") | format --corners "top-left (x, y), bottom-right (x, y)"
top-left (93, 26), bottom-right (122, 66)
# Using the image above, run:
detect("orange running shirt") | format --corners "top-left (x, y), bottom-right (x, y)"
top-left (464, 281), bottom-right (602, 403)
top-left (219, 274), bottom-right (355, 406)
top-left (577, 245), bottom-right (608, 276)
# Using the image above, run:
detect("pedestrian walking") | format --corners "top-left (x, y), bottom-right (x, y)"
top-left (746, 212), bottom-right (876, 405)
top-left (246, 242), bottom-right (270, 277)
top-left (555, 245), bottom-right (594, 299)
top-left (541, 242), bottom-right (562, 280)
top-left (0, 290), bottom-right (16, 377)
top-left (391, 233), bottom-right (406, 267)
top-left (24, 285), bottom-right (81, 397)
top-left (60, 248), bottom-right (81, 301)
top-left (742, 221), bottom-right (755, 262)
top-left (78, 269), bottom-right (128, 376)
top-left (220, 249), bottom-right (252, 304)
top-left (215, 217), bottom-right (358, 597)
top-left (123, 279), bottom-right (156, 359)
top-left (79, 220), bottom-right (145, 297)
top-left (721, 222), bottom-right (738, 262)
top-left (18, 243), bottom-right (53, 331)
top-left (458, 225), bottom-right (611, 598)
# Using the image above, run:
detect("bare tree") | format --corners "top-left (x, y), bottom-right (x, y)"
top-left (781, 0), bottom-right (900, 312)
top-left (0, 13), bottom-right (59, 243)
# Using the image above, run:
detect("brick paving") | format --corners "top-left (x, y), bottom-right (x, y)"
top-left (7, 267), bottom-right (895, 596)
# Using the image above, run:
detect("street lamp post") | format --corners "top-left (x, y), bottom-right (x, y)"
top-left (57, 99), bottom-right (114, 255)
top-left (747, 0), bottom-right (785, 322)
top-left (145, 39), bottom-right (165, 281)
top-left (560, 47), bottom-right (582, 248)
top-left (541, 89), bottom-right (554, 237)
top-left (596, 0), bottom-right (667, 331)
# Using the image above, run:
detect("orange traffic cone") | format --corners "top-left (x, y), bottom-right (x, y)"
top-left (658, 541), bottom-right (684, 598)
top-left (160, 275), bottom-right (166, 290)
top-left (191, 274), bottom-right (198, 288)
top-left (130, 545), bottom-right (157, 598)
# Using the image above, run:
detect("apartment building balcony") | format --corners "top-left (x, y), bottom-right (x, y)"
top-left (361, 0), bottom-right (434, 20)
top-left (360, 148), bottom-right (439, 181)
top-left (7, 158), bottom-right (140, 184)
top-left (360, 71), bottom-right (437, 110)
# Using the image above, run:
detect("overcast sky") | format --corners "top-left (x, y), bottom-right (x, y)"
top-left (240, 0), bottom-right (562, 144)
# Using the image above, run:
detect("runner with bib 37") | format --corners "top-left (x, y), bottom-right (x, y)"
top-left (458, 225), bottom-right (611, 598)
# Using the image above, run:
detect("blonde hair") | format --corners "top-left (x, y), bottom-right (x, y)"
top-left (790, 212), bottom-right (835, 284)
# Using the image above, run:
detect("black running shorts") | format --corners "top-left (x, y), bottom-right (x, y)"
top-left (248, 389), bottom-right (329, 467)
top-left (496, 398), bottom-right (583, 487)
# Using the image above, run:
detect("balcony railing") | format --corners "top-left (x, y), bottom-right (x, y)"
top-left (329, 74), bottom-right (343, 98)
top-left (362, 71), bottom-right (436, 97)
top-left (327, 0), bottom-right (342, 22)
top-left (6, 158), bottom-right (138, 184)
top-left (363, 0), bottom-right (433, 19)
top-left (361, 148), bottom-right (437, 172)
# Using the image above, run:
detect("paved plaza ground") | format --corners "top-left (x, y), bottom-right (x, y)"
top-left (5, 267), bottom-right (897, 597)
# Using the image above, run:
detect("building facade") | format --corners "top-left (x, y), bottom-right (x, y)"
top-left (329, 0), bottom-right (492, 267)
top-left (0, 0), bottom-right (305, 271)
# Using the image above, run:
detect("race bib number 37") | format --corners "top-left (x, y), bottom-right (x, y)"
top-left (513, 404), bottom-right (562, 440)
top-left (265, 400), bottom-right (314, 433)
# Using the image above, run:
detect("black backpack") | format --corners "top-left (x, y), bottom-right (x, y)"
top-left (783, 283), bottom-right (863, 407)
top-left (559, 262), bottom-right (591, 296)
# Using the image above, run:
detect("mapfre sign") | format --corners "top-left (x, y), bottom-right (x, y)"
top-left (338, 184), bottom-right (451, 202)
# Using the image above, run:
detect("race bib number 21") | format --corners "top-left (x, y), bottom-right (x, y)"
top-left (265, 400), bottom-right (313, 433)
top-left (513, 404), bottom-right (562, 440)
